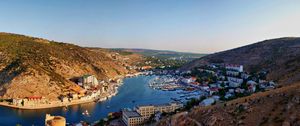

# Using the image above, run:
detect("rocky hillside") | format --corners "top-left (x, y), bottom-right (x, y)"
top-left (182, 37), bottom-right (300, 85)
top-left (158, 82), bottom-right (300, 126)
top-left (0, 33), bottom-right (144, 100)
top-left (158, 38), bottom-right (300, 126)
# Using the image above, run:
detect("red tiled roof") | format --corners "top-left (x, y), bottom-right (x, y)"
top-left (27, 96), bottom-right (42, 99)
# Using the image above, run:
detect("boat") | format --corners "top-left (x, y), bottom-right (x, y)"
top-left (82, 110), bottom-right (90, 116)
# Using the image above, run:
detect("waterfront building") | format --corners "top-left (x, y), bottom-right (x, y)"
top-left (135, 102), bottom-right (182, 119)
top-left (122, 110), bottom-right (144, 126)
top-left (22, 96), bottom-right (47, 107)
top-left (122, 102), bottom-right (183, 126)
top-left (45, 114), bottom-right (66, 126)
top-left (12, 98), bottom-right (23, 106)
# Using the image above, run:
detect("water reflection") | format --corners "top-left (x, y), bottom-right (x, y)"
top-left (0, 76), bottom-right (180, 126)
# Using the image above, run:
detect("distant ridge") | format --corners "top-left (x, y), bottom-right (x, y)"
top-left (181, 37), bottom-right (300, 85)
top-left (113, 48), bottom-right (207, 60)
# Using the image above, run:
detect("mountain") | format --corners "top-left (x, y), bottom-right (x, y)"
top-left (113, 48), bottom-right (206, 61)
top-left (0, 33), bottom-right (144, 100)
top-left (158, 37), bottom-right (300, 126)
top-left (181, 37), bottom-right (300, 85)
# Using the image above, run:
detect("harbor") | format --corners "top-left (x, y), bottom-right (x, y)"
top-left (148, 75), bottom-right (206, 104)
top-left (0, 75), bottom-right (180, 126)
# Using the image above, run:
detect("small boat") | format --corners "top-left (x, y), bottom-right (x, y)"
top-left (82, 110), bottom-right (90, 116)
top-left (106, 106), bottom-right (110, 109)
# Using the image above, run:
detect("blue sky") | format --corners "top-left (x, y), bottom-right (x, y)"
top-left (0, 0), bottom-right (300, 53)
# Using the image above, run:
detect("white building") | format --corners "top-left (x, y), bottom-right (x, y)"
top-left (182, 77), bottom-right (196, 84)
top-left (225, 64), bottom-right (243, 72)
top-left (78, 75), bottom-right (99, 89)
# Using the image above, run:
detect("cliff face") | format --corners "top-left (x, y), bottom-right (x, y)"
top-left (0, 33), bottom-right (144, 100)
top-left (181, 37), bottom-right (300, 85)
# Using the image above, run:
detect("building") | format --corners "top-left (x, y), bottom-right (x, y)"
top-left (135, 102), bottom-right (182, 119)
top-left (78, 75), bottom-right (99, 89)
top-left (182, 77), bottom-right (197, 84)
top-left (226, 71), bottom-right (240, 77)
top-left (228, 77), bottom-right (244, 87)
top-left (12, 98), bottom-right (23, 106)
top-left (123, 102), bottom-right (183, 126)
top-left (122, 110), bottom-right (144, 126)
top-left (225, 64), bottom-right (243, 72)
top-left (22, 96), bottom-right (47, 107)
top-left (45, 114), bottom-right (66, 126)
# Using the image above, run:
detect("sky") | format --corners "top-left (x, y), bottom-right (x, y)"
top-left (0, 0), bottom-right (300, 53)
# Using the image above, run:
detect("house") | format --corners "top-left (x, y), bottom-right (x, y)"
top-left (182, 77), bottom-right (197, 84)
top-left (209, 87), bottom-right (219, 95)
top-left (228, 77), bottom-right (243, 87)
top-left (12, 98), bottom-right (23, 106)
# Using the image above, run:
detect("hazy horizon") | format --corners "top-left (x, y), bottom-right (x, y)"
top-left (1, 0), bottom-right (300, 53)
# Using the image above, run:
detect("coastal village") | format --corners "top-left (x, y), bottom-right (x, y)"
top-left (149, 64), bottom-right (276, 106)
top-left (0, 72), bottom-right (143, 110)
top-left (93, 64), bottom-right (277, 126)
top-left (0, 63), bottom-right (278, 126)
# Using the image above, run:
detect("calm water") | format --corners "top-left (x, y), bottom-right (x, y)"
top-left (0, 75), bottom-right (181, 126)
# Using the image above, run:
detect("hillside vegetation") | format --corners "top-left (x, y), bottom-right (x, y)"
top-left (182, 37), bottom-right (300, 85)
top-left (158, 38), bottom-right (300, 126)
top-left (0, 33), bottom-right (143, 100)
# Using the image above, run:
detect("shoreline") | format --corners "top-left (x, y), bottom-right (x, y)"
top-left (0, 72), bottom-right (144, 110)
top-left (0, 90), bottom-right (118, 110)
